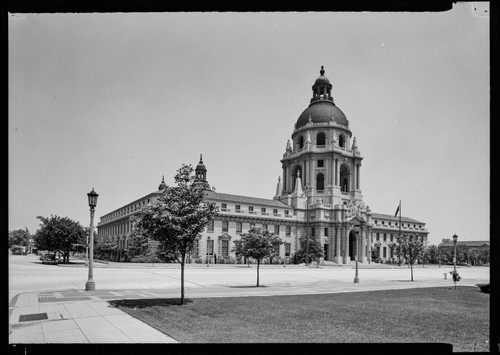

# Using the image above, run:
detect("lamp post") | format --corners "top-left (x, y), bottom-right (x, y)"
top-left (85, 188), bottom-right (98, 291)
top-left (453, 234), bottom-right (458, 274)
top-left (354, 231), bottom-right (359, 283)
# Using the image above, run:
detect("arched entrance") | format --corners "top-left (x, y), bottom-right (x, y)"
top-left (348, 230), bottom-right (358, 261)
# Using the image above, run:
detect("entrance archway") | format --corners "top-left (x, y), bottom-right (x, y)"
top-left (348, 230), bottom-right (358, 261)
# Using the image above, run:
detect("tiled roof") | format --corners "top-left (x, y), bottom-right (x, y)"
top-left (371, 213), bottom-right (424, 224)
top-left (205, 191), bottom-right (291, 209)
top-left (439, 240), bottom-right (489, 248)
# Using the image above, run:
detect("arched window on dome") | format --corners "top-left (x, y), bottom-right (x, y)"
top-left (316, 173), bottom-right (325, 192)
top-left (299, 136), bottom-right (304, 149)
top-left (316, 132), bottom-right (326, 146)
top-left (338, 134), bottom-right (345, 148)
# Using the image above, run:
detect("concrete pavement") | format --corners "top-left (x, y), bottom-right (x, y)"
top-left (9, 259), bottom-right (489, 344)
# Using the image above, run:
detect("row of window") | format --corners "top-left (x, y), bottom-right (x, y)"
top-left (220, 203), bottom-right (291, 216)
top-left (297, 132), bottom-right (346, 149)
top-left (208, 220), bottom-right (292, 235)
top-left (99, 220), bottom-right (133, 237)
top-left (374, 220), bottom-right (423, 229)
top-left (374, 233), bottom-right (425, 243)
top-left (198, 240), bottom-right (292, 257)
top-left (101, 198), bottom-right (151, 222)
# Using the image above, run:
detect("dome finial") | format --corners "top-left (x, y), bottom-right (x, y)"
top-left (199, 154), bottom-right (203, 163)
top-left (320, 65), bottom-right (325, 76)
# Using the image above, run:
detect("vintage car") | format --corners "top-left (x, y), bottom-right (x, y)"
top-left (41, 254), bottom-right (58, 265)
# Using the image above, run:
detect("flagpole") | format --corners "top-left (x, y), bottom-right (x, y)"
top-left (398, 199), bottom-right (402, 266)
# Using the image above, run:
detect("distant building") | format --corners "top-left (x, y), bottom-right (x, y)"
top-left (438, 239), bottom-right (489, 251)
top-left (97, 67), bottom-right (429, 264)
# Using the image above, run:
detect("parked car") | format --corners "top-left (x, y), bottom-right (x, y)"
top-left (41, 254), bottom-right (58, 265)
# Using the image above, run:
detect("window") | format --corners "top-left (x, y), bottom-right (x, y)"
top-left (383, 234), bottom-right (386, 242)
top-left (222, 240), bottom-right (229, 257)
top-left (317, 160), bottom-right (324, 168)
top-left (383, 247), bottom-right (387, 258)
top-left (273, 208), bottom-right (278, 214)
top-left (317, 132), bottom-right (326, 146)
top-left (286, 225), bottom-right (291, 235)
top-left (311, 227), bottom-right (315, 237)
top-left (262, 224), bottom-right (268, 231)
top-left (222, 221), bottom-right (228, 232)
top-left (390, 234), bottom-right (393, 242)
top-left (376, 233), bottom-right (380, 241)
top-left (316, 173), bottom-right (325, 191)
top-left (221, 203), bottom-right (227, 210)
top-left (382, 221), bottom-right (385, 225)
top-left (339, 134), bottom-right (345, 148)
top-left (274, 244), bottom-right (280, 256)
top-left (299, 136), bottom-right (304, 149)
top-left (285, 243), bottom-right (291, 257)
top-left (274, 225), bottom-right (280, 234)
top-left (249, 206), bottom-right (255, 214)
top-left (236, 222), bottom-right (242, 233)
top-left (235, 205), bottom-right (241, 212)
top-left (285, 210), bottom-right (289, 216)
top-left (208, 220), bottom-right (214, 232)
top-left (207, 240), bottom-right (214, 255)
top-left (324, 228), bottom-right (328, 237)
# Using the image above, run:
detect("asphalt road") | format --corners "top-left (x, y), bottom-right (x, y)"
top-left (9, 254), bottom-right (490, 303)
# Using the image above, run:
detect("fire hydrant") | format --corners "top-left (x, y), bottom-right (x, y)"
top-left (443, 272), bottom-right (447, 280)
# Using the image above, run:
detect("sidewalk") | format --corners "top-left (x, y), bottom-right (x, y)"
top-left (9, 276), bottom-right (480, 344)
top-left (9, 289), bottom-right (179, 344)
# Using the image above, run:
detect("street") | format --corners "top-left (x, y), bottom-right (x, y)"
top-left (9, 254), bottom-right (490, 304)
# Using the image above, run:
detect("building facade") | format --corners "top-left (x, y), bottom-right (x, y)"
top-left (97, 67), bottom-right (428, 264)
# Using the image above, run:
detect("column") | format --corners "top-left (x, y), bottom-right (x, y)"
top-left (309, 158), bottom-right (314, 191)
top-left (282, 167), bottom-right (286, 192)
top-left (335, 159), bottom-right (340, 186)
top-left (357, 164), bottom-right (360, 190)
top-left (352, 163), bottom-right (356, 193)
top-left (361, 226), bottom-right (366, 263)
top-left (343, 227), bottom-right (349, 264)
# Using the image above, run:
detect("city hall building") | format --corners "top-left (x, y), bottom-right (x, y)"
top-left (97, 67), bottom-right (428, 264)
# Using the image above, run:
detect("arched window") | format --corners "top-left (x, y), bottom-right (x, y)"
top-left (339, 134), bottom-right (345, 148)
top-left (316, 173), bottom-right (325, 191)
top-left (317, 132), bottom-right (326, 146)
top-left (340, 164), bottom-right (350, 193)
top-left (299, 136), bottom-right (304, 149)
top-left (292, 166), bottom-right (302, 191)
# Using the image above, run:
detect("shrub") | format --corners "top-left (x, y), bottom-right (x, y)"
top-left (476, 284), bottom-right (490, 293)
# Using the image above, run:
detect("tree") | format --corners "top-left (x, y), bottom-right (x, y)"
top-left (94, 234), bottom-right (117, 260)
top-left (9, 228), bottom-right (31, 249)
top-left (34, 215), bottom-right (86, 263)
top-left (422, 244), bottom-right (440, 265)
top-left (397, 235), bottom-right (425, 281)
top-left (232, 227), bottom-right (283, 286)
top-left (132, 164), bottom-right (217, 305)
top-left (293, 237), bottom-right (324, 267)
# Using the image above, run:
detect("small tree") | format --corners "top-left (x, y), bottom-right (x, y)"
top-left (9, 228), bottom-right (31, 249)
top-left (133, 164), bottom-right (217, 304)
top-left (34, 215), bottom-right (86, 263)
top-left (232, 227), bottom-right (283, 286)
top-left (94, 234), bottom-right (117, 260)
top-left (294, 237), bottom-right (324, 267)
top-left (397, 235), bottom-right (425, 281)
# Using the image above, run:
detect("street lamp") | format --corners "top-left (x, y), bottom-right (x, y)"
top-left (85, 188), bottom-right (98, 291)
top-left (354, 231), bottom-right (359, 283)
top-left (453, 234), bottom-right (458, 274)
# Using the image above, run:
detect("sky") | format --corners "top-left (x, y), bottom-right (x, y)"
top-left (8, 4), bottom-right (489, 246)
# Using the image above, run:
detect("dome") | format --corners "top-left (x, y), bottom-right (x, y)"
top-left (196, 154), bottom-right (206, 171)
top-left (296, 100), bottom-right (348, 129)
top-left (314, 75), bottom-right (331, 85)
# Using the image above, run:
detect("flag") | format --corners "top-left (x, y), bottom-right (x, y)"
top-left (394, 202), bottom-right (400, 217)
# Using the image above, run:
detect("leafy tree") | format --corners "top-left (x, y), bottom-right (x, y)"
top-left (132, 164), bottom-right (217, 304)
top-left (127, 227), bottom-right (150, 256)
top-left (232, 227), bottom-right (283, 286)
top-left (371, 243), bottom-right (381, 263)
top-left (94, 234), bottom-right (117, 260)
top-left (387, 242), bottom-right (398, 264)
top-left (293, 237), bottom-right (324, 267)
top-left (397, 235), bottom-right (425, 281)
top-left (422, 244), bottom-right (440, 265)
top-left (34, 215), bottom-right (86, 263)
top-left (9, 228), bottom-right (31, 249)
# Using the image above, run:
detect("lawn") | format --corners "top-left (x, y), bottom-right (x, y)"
top-left (111, 286), bottom-right (489, 352)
